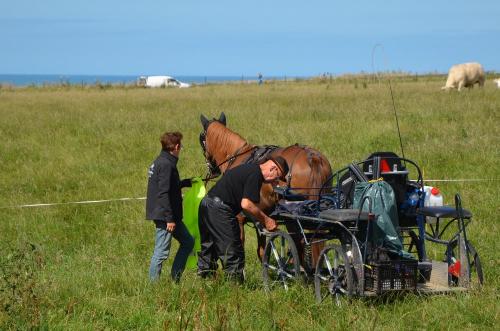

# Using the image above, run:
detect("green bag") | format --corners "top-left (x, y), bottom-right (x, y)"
top-left (182, 177), bottom-right (206, 268)
top-left (353, 180), bottom-right (412, 259)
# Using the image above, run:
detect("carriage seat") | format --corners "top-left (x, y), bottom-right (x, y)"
top-left (417, 206), bottom-right (472, 219)
top-left (319, 209), bottom-right (369, 223)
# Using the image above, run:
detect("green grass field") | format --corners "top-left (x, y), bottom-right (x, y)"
top-left (1, 77), bottom-right (499, 330)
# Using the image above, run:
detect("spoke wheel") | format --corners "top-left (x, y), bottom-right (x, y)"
top-left (447, 238), bottom-right (484, 287)
top-left (262, 231), bottom-right (301, 291)
top-left (314, 245), bottom-right (354, 305)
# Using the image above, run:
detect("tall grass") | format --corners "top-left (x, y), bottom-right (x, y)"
top-left (1, 78), bottom-right (499, 330)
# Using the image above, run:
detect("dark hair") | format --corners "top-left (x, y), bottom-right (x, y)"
top-left (160, 132), bottom-right (183, 151)
top-left (270, 156), bottom-right (289, 179)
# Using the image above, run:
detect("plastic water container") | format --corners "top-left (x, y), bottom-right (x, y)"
top-left (424, 185), bottom-right (444, 224)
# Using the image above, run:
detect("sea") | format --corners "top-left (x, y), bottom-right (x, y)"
top-left (0, 74), bottom-right (299, 87)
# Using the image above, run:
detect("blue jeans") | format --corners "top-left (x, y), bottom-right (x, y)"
top-left (149, 220), bottom-right (194, 281)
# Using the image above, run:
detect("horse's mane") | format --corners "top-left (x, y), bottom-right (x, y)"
top-left (207, 122), bottom-right (248, 157)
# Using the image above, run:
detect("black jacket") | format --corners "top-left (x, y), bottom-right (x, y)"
top-left (146, 150), bottom-right (183, 223)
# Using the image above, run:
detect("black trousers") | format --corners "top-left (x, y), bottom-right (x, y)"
top-left (197, 196), bottom-right (244, 281)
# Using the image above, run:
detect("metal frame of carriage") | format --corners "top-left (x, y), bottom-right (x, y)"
top-left (256, 153), bottom-right (483, 303)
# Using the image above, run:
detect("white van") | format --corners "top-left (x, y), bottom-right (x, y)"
top-left (138, 76), bottom-right (190, 88)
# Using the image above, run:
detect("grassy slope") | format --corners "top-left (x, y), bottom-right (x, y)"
top-left (0, 79), bottom-right (499, 330)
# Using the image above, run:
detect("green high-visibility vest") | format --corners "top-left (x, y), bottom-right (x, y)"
top-left (182, 177), bottom-right (206, 268)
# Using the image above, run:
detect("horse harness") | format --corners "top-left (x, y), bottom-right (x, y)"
top-left (200, 127), bottom-right (317, 189)
top-left (200, 133), bottom-right (258, 181)
top-left (242, 145), bottom-right (279, 164)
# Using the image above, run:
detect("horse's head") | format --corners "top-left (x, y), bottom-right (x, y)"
top-left (199, 112), bottom-right (227, 178)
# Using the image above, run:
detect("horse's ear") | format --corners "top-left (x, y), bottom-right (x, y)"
top-left (200, 114), bottom-right (210, 131)
top-left (218, 112), bottom-right (226, 126)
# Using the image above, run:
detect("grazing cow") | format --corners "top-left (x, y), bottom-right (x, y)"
top-left (493, 78), bottom-right (500, 88)
top-left (442, 62), bottom-right (485, 91)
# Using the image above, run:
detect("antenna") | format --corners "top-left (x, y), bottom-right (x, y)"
top-left (371, 44), bottom-right (405, 160)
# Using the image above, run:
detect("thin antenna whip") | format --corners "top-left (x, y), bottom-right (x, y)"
top-left (387, 78), bottom-right (405, 160)
top-left (371, 44), bottom-right (405, 159)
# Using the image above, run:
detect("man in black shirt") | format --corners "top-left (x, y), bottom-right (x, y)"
top-left (146, 131), bottom-right (194, 282)
top-left (197, 156), bottom-right (289, 282)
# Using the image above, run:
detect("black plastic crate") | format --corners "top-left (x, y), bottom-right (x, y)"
top-left (365, 259), bottom-right (418, 294)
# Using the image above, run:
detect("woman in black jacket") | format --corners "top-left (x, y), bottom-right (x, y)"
top-left (146, 131), bottom-right (194, 282)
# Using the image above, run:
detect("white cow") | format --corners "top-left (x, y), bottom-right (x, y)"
top-left (442, 62), bottom-right (485, 91)
top-left (493, 78), bottom-right (500, 88)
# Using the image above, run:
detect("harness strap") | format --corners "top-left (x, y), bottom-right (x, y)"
top-left (224, 143), bottom-right (251, 170)
top-left (243, 145), bottom-right (279, 164)
top-left (283, 144), bottom-right (305, 187)
top-left (205, 144), bottom-right (258, 180)
top-left (203, 144), bottom-right (280, 186)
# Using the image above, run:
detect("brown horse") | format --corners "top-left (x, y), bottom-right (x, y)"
top-left (199, 113), bottom-right (333, 258)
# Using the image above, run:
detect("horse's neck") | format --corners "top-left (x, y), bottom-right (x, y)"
top-left (209, 125), bottom-right (248, 164)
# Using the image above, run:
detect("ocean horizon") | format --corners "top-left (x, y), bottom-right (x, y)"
top-left (0, 74), bottom-right (306, 87)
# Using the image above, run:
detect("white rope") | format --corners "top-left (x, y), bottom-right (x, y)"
top-left (2, 197), bottom-right (145, 209)
top-left (1, 178), bottom-right (498, 209)
top-left (423, 179), bottom-right (498, 182)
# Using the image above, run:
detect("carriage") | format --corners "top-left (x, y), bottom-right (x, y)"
top-left (197, 113), bottom-right (483, 302)
top-left (257, 152), bottom-right (483, 302)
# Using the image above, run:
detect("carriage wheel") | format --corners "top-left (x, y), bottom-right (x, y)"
top-left (314, 245), bottom-right (354, 304)
top-left (447, 238), bottom-right (483, 287)
top-left (262, 231), bottom-right (301, 291)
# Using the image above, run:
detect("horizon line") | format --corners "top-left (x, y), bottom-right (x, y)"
top-left (0, 70), bottom-right (461, 77)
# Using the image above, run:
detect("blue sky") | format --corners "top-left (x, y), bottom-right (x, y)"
top-left (1, 1), bottom-right (499, 76)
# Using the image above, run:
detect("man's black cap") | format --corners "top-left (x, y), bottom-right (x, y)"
top-left (270, 156), bottom-right (289, 180)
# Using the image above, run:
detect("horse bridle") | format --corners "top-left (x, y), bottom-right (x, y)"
top-left (199, 129), bottom-right (221, 180)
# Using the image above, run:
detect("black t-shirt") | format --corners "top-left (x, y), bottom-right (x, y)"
top-left (208, 163), bottom-right (263, 214)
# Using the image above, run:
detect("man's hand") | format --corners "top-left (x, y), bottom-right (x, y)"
top-left (241, 198), bottom-right (278, 232)
top-left (166, 221), bottom-right (176, 232)
top-left (264, 217), bottom-right (278, 232)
